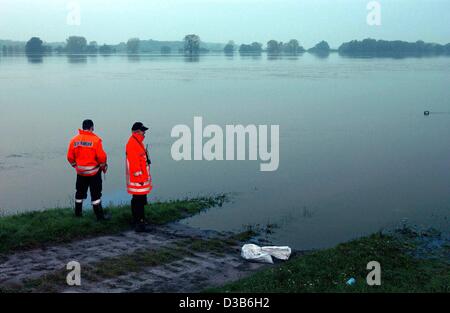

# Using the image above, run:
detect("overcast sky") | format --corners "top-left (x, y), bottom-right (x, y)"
top-left (0, 0), bottom-right (449, 47)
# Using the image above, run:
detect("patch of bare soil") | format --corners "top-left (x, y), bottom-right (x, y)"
top-left (0, 223), bottom-right (271, 292)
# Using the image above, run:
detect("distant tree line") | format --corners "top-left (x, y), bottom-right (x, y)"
top-left (21, 36), bottom-right (116, 56)
top-left (61, 36), bottom-right (116, 55)
top-left (338, 38), bottom-right (450, 56)
top-left (239, 42), bottom-right (263, 54)
top-left (266, 39), bottom-right (305, 54)
top-left (2, 45), bottom-right (24, 54)
top-left (230, 39), bottom-right (326, 55)
top-left (2, 36), bottom-right (450, 59)
top-left (160, 46), bottom-right (171, 54)
top-left (127, 38), bottom-right (140, 54)
top-left (308, 41), bottom-right (331, 54)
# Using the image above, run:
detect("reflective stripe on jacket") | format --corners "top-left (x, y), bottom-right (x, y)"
top-left (67, 129), bottom-right (107, 176)
top-left (125, 133), bottom-right (152, 195)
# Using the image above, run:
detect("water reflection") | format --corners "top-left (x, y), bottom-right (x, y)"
top-left (127, 54), bottom-right (140, 62)
top-left (26, 53), bottom-right (43, 64)
top-left (184, 53), bottom-right (200, 63)
top-left (285, 55), bottom-right (300, 61)
top-left (267, 53), bottom-right (280, 61)
top-left (67, 54), bottom-right (87, 64)
top-left (224, 51), bottom-right (234, 59)
top-left (266, 52), bottom-right (303, 61)
top-left (309, 51), bottom-right (330, 59)
top-left (337, 51), bottom-right (440, 60)
top-left (99, 52), bottom-right (114, 58)
top-left (239, 52), bottom-right (262, 60)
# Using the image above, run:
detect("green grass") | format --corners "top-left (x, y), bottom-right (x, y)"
top-left (3, 194), bottom-right (447, 293)
top-left (0, 195), bottom-right (227, 255)
top-left (209, 233), bottom-right (450, 293)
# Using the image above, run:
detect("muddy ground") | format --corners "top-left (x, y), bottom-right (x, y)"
top-left (0, 223), bottom-right (281, 293)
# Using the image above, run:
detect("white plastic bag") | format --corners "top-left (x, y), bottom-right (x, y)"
top-left (261, 246), bottom-right (292, 260)
top-left (241, 244), bottom-right (292, 264)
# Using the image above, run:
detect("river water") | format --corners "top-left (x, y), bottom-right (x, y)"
top-left (0, 53), bottom-right (449, 249)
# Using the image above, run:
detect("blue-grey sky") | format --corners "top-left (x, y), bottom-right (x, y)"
top-left (0, 0), bottom-right (449, 47)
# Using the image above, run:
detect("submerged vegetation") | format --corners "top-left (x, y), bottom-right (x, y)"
top-left (0, 195), bottom-right (227, 254)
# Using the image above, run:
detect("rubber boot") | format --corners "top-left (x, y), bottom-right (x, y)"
top-left (135, 220), bottom-right (151, 233)
top-left (93, 203), bottom-right (111, 221)
top-left (75, 201), bottom-right (83, 217)
top-left (131, 198), bottom-right (138, 225)
top-left (134, 207), bottom-right (150, 232)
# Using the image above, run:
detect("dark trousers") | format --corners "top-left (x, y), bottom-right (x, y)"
top-left (131, 194), bottom-right (148, 224)
top-left (75, 171), bottom-right (103, 217)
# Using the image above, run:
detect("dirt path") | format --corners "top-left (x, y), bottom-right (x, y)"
top-left (63, 250), bottom-right (265, 293)
top-left (0, 223), bottom-right (270, 292)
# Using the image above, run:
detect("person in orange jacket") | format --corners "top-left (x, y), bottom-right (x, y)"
top-left (126, 122), bottom-right (152, 232)
top-left (67, 119), bottom-right (110, 221)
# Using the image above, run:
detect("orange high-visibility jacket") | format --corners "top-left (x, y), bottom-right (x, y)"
top-left (125, 133), bottom-right (152, 195)
top-left (67, 129), bottom-right (107, 176)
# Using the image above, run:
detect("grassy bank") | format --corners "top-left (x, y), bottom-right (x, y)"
top-left (210, 233), bottom-right (450, 293)
top-left (0, 195), bottom-right (226, 255)
top-left (2, 195), bottom-right (448, 293)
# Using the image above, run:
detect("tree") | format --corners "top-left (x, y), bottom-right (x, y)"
top-left (251, 42), bottom-right (263, 53)
top-left (239, 42), bottom-right (263, 54)
top-left (223, 40), bottom-right (235, 54)
top-left (308, 41), bottom-right (330, 54)
top-left (267, 40), bottom-right (282, 54)
top-left (86, 41), bottom-right (98, 54)
top-left (312, 41), bottom-right (330, 51)
top-left (66, 36), bottom-right (87, 54)
top-left (99, 44), bottom-right (114, 55)
top-left (54, 46), bottom-right (64, 54)
top-left (184, 34), bottom-right (200, 54)
top-left (43, 45), bottom-right (52, 54)
top-left (283, 39), bottom-right (303, 54)
top-left (25, 37), bottom-right (44, 54)
top-left (127, 38), bottom-right (140, 54)
top-left (238, 44), bottom-right (250, 53)
top-left (161, 46), bottom-right (171, 54)
top-left (445, 43), bottom-right (450, 54)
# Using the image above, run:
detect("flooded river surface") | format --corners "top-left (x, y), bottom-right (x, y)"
top-left (1, 53), bottom-right (449, 249)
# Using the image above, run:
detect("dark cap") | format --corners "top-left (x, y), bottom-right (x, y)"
top-left (82, 119), bottom-right (94, 130)
top-left (131, 122), bottom-right (149, 132)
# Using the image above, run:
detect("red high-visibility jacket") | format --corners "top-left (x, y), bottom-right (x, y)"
top-left (67, 129), bottom-right (107, 176)
top-left (125, 133), bottom-right (152, 195)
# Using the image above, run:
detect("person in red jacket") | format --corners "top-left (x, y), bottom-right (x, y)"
top-left (126, 122), bottom-right (152, 232)
top-left (67, 119), bottom-right (109, 221)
